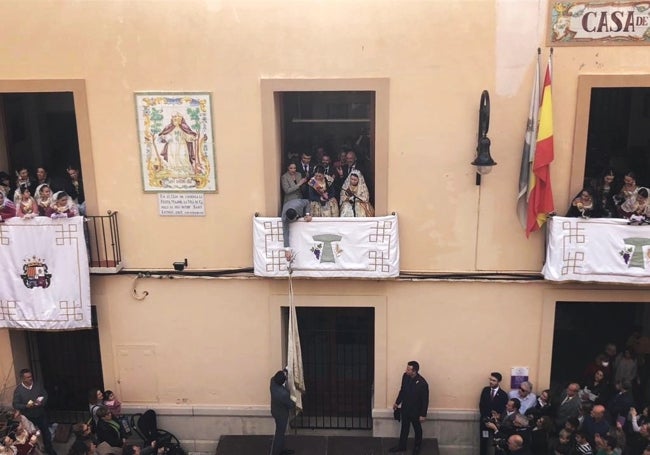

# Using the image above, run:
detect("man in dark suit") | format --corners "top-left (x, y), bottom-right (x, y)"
top-left (555, 383), bottom-right (581, 430)
top-left (298, 152), bottom-right (315, 198)
top-left (270, 370), bottom-right (295, 455)
top-left (479, 372), bottom-right (509, 455)
top-left (390, 361), bottom-right (429, 455)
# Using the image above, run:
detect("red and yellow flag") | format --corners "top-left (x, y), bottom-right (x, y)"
top-left (526, 57), bottom-right (555, 237)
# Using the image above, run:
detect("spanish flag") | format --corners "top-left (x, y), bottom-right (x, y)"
top-left (526, 55), bottom-right (555, 237)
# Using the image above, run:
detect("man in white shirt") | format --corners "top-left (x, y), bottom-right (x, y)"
top-left (509, 381), bottom-right (537, 415)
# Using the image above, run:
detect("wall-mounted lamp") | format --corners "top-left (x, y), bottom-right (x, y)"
top-left (173, 258), bottom-right (188, 272)
top-left (471, 90), bottom-right (496, 185)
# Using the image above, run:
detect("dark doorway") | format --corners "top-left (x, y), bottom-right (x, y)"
top-left (26, 306), bottom-right (103, 422)
top-left (584, 88), bottom-right (650, 188)
top-left (280, 91), bottom-right (375, 202)
top-left (550, 301), bottom-right (649, 403)
top-left (291, 307), bottom-right (375, 430)
top-left (1, 92), bottom-right (81, 189)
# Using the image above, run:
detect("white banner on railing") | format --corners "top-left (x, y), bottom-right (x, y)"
top-left (0, 217), bottom-right (91, 329)
top-left (543, 216), bottom-right (650, 284)
top-left (253, 215), bottom-right (400, 278)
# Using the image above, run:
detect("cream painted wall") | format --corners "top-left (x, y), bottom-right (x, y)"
top-left (92, 275), bottom-right (556, 411)
top-left (0, 0), bottom-right (617, 273)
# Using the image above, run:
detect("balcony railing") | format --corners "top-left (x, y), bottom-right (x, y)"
top-left (86, 211), bottom-right (123, 273)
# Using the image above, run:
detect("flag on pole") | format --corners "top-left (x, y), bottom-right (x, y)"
top-left (517, 52), bottom-right (541, 230)
top-left (286, 274), bottom-right (305, 412)
top-left (526, 53), bottom-right (555, 237)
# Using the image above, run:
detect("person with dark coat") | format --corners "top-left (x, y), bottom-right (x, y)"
top-left (390, 361), bottom-right (429, 455)
top-left (95, 405), bottom-right (126, 449)
top-left (270, 370), bottom-right (295, 455)
top-left (479, 372), bottom-right (509, 455)
top-left (12, 368), bottom-right (56, 455)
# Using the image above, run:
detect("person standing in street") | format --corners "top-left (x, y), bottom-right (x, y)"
top-left (13, 368), bottom-right (57, 455)
top-left (270, 370), bottom-right (295, 455)
top-left (390, 361), bottom-right (429, 455)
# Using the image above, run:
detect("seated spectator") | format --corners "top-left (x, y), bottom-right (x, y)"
top-left (615, 171), bottom-right (639, 209)
top-left (509, 382), bottom-right (537, 416)
top-left (339, 170), bottom-right (374, 217)
top-left (67, 439), bottom-right (95, 455)
top-left (594, 434), bottom-right (620, 455)
top-left (0, 191), bottom-right (17, 221)
top-left (574, 430), bottom-right (594, 455)
top-left (556, 383), bottom-right (582, 430)
top-left (0, 171), bottom-right (12, 196)
top-left (593, 169), bottom-right (617, 218)
top-left (46, 192), bottom-right (79, 218)
top-left (15, 185), bottom-right (38, 219)
top-left (308, 166), bottom-right (339, 217)
top-left (582, 405), bottom-right (611, 448)
top-left (35, 184), bottom-right (53, 216)
top-left (102, 391), bottom-right (123, 421)
top-left (551, 429), bottom-right (575, 455)
top-left (64, 165), bottom-right (85, 215)
top-left (582, 369), bottom-right (611, 405)
top-left (95, 406), bottom-right (125, 450)
top-left (530, 415), bottom-right (553, 455)
top-left (566, 188), bottom-right (602, 218)
top-left (526, 389), bottom-right (553, 421)
top-left (280, 162), bottom-right (306, 205)
top-left (12, 427), bottom-right (38, 455)
top-left (607, 380), bottom-right (635, 426)
top-left (621, 188), bottom-right (650, 223)
top-left (14, 168), bottom-right (35, 197)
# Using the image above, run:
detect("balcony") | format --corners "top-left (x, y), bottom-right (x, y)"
top-left (86, 211), bottom-right (123, 274)
top-left (543, 216), bottom-right (650, 284)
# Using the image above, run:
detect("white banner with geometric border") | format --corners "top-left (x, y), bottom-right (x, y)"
top-left (543, 216), bottom-right (650, 284)
top-left (253, 215), bottom-right (400, 278)
top-left (0, 216), bottom-right (91, 329)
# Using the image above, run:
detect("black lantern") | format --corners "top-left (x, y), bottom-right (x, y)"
top-left (471, 90), bottom-right (496, 184)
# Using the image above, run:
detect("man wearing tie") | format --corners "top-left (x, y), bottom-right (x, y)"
top-left (299, 152), bottom-right (314, 198)
top-left (479, 372), bottom-right (508, 455)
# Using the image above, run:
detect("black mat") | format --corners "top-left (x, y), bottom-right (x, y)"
top-left (215, 435), bottom-right (439, 455)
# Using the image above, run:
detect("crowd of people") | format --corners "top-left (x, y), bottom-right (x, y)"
top-left (480, 338), bottom-right (650, 455)
top-left (1, 369), bottom-right (154, 455)
top-left (0, 165), bottom-right (85, 221)
top-left (281, 147), bottom-right (374, 219)
top-left (566, 170), bottom-right (649, 224)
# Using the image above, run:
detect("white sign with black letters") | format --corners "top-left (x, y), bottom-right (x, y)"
top-left (158, 193), bottom-right (205, 216)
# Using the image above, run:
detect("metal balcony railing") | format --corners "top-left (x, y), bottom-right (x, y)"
top-left (86, 211), bottom-right (123, 273)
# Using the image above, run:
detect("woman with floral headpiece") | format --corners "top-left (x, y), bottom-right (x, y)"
top-left (308, 165), bottom-right (339, 217)
top-left (45, 191), bottom-right (79, 218)
top-left (15, 185), bottom-right (38, 219)
top-left (339, 170), bottom-right (374, 217)
top-left (35, 184), bottom-right (53, 216)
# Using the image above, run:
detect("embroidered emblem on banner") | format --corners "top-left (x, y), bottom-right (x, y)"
top-left (311, 234), bottom-right (343, 263)
top-left (21, 256), bottom-right (52, 289)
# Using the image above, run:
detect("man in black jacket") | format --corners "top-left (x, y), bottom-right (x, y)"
top-left (270, 370), bottom-right (295, 455)
top-left (390, 361), bottom-right (429, 455)
top-left (479, 372), bottom-right (509, 455)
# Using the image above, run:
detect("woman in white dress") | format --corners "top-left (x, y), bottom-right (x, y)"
top-left (339, 170), bottom-right (374, 217)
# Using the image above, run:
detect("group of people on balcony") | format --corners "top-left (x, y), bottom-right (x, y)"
top-left (0, 165), bottom-right (84, 221)
top-left (566, 170), bottom-right (649, 224)
top-left (281, 147), bottom-right (375, 219)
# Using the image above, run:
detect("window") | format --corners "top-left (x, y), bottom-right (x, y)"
top-left (261, 78), bottom-right (388, 217)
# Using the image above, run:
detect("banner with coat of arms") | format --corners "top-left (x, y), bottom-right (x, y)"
top-left (253, 215), bottom-right (399, 278)
top-left (543, 216), bottom-right (650, 284)
top-left (0, 217), bottom-right (91, 329)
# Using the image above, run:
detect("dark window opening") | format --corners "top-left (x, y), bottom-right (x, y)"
top-left (1, 92), bottom-right (81, 193)
top-left (280, 91), bottom-right (375, 206)
top-left (550, 301), bottom-right (649, 402)
top-left (585, 87), bottom-right (650, 189)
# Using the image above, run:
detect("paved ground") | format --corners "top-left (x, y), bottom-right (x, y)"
top-left (215, 435), bottom-right (439, 455)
